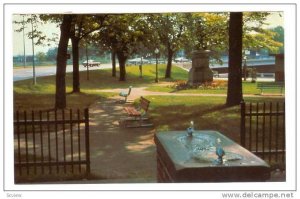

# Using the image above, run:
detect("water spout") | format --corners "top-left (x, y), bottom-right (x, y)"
top-left (186, 121), bottom-right (194, 137)
top-left (215, 138), bottom-right (225, 164)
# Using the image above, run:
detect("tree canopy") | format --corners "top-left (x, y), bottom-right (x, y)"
top-left (94, 14), bottom-right (151, 81)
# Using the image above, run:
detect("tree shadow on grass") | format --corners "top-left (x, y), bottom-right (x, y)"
top-left (150, 103), bottom-right (242, 143)
top-left (151, 103), bottom-right (230, 128)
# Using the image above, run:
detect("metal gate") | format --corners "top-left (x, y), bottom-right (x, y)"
top-left (14, 108), bottom-right (90, 180)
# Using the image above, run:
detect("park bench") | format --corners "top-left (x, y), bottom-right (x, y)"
top-left (119, 86), bottom-right (132, 103)
top-left (256, 82), bottom-right (284, 95)
top-left (122, 96), bottom-right (153, 128)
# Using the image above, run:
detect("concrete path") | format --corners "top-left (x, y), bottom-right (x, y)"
top-left (87, 99), bottom-right (156, 181)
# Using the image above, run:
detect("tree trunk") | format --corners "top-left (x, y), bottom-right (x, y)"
top-left (116, 51), bottom-right (127, 81)
top-left (55, 15), bottom-right (73, 109)
top-left (226, 12), bottom-right (243, 107)
top-left (111, 49), bottom-right (116, 77)
top-left (71, 37), bottom-right (80, 93)
top-left (165, 47), bottom-right (174, 78)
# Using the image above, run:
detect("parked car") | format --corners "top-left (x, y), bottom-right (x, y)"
top-left (149, 59), bottom-right (166, 64)
top-left (82, 59), bottom-right (101, 67)
top-left (127, 58), bottom-right (150, 65)
top-left (174, 57), bottom-right (189, 63)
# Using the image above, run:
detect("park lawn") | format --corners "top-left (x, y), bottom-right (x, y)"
top-left (18, 63), bottom-right (186, 91)
top-left (13, 71), bottom-right (115, 111)
top-left (146, 81), bottom-right (284, 95)
top-left (13, 64), bottom-right (187, 110)
top-left (144, 95), bottom-right (285, 143)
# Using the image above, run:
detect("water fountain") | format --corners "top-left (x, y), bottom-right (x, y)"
top-left (154, 129), bottom-right (270, 182)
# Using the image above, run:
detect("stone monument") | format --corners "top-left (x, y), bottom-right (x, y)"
top-left (188, 50), bottom-right (213, 85)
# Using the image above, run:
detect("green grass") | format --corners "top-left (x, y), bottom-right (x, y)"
top-left (144, 95), bottom-right (285, 143)
top-left (14, 61), bottom-right (56, 68)
top-left (13, 64), bottom-right (187, 110)
top-left (146, 80), bottom-right (284, 95)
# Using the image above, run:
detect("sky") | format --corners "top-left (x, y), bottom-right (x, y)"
top-left (13, 16), bottom-right (59, 56)
top-left (12, 12), bottom-right (284, 56)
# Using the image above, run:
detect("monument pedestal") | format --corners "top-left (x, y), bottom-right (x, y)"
top-left (188, 50), bottom-right (213, 85)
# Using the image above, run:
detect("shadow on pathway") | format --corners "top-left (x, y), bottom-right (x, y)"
top-left (88, 98), bottom-right (156, 182)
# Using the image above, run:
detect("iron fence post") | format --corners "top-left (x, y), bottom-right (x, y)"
top-left (240, 100), bottom-right (246, 147)
top-left (84, 108), bottom-right (90, 175)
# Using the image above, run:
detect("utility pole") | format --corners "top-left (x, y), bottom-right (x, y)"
top-left (86, 42), bottom-right (89, 80)
top-left (155, 48), bottom-right (159, 83)
top-left (243, 56), bottom-right (247, 81)
top-left (22, 15), bottom-right (26, 68)
top-left (30, 17), bottom-right (36, 85)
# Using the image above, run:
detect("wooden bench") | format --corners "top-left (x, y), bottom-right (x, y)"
top-left (123, 96), bottom-right (153, 128)
top-left (119, 86), bottom-right (132, 103)
top-left (256, 82), bottom-right (284, 94)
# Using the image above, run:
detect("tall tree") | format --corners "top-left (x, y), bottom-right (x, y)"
top-left (40, 14), bottom-right (107, 92)
top-left (96, 14), bottom-right (149, 81)
top-left (149, 13), bottom-right (186, 78)
top-left (55, 15), bottom-right (73, 109)
top-left (111, 49), bottom-right (117, 77)
top-left (181, 12), bottom-right (282, 106)
top-left (226, 12), bottom-right (243, 106)
top-left (70, 15), bottom-right (106, 92)
top-left (225, 12), bottom-right (282, 106)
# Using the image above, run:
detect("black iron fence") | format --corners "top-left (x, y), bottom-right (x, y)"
top-left (14, 108), bottom-right (90, 179)
top-left (240, 101), bottom-right (285, 169)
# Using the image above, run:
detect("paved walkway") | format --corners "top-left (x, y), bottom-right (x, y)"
top-left (87, 99), bottom-right (156, 182)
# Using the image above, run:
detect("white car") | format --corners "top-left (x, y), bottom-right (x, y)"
top-left (127, 58), bottom-right (150, 65)
top-left (175, 57), bottom-right (189, 63)
top-left (82, 59), bottom-right (101, 67)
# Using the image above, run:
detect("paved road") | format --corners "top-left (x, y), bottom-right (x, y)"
top-left (14, 61), bottom-right (275, 82)
top-left (13, 63), bottom-right (113, 82)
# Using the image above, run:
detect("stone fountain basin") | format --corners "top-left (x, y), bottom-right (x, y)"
top-left (176, 133), bottom-right (243, 164)
top-left (154, 131), bottom-right (270, 182)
